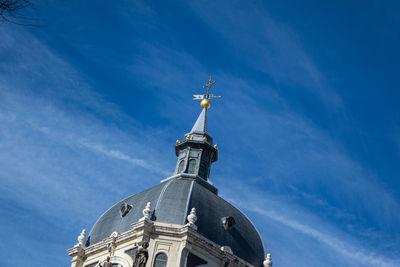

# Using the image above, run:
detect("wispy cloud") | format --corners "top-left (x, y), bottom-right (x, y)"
top-left (185, 0), bottom-right (343, 110)
top-left (247, 204), bottom-right (397, 267)
top-left (1, 2), bottom-right (399, 267)
top-left (0, 26), bottom-right (175, 265)
top-left (119, 9), bottom-right (400, 263)
top-left (78, 140), bottom-right (169, 176)
top-left (219, 180), bottom-right (400, 266)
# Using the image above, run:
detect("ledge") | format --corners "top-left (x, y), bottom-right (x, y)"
top-left (160, 174), bottom-right (218, 194)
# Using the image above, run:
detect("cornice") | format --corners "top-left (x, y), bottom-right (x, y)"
top-left (67, 220), bottom-right (253, 267)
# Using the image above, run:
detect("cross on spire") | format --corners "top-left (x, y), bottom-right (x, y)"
top-left (203, 74), bottom-right (216, 98)
top-left (193, 74), bottom-right (221, 109)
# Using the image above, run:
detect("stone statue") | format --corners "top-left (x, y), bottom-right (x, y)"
top-left (133, 242), bottom-right (149, 267)
top-left (100, 256), bottom-right (113, 267)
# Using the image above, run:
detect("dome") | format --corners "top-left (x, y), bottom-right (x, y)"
top-left (87, 177), bottom-right (265, 266)
top-left (87, 87), bottom-right (266, 266)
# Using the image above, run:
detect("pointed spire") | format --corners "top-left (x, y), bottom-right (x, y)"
top-left (190, 108), bottom-right (209, 135)
top-left (163, 74), bottom-right (220, 188)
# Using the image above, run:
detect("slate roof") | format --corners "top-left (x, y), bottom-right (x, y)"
top-left (190, 108), bottom-right (209, 135)
top-left (87, 177), bottom-right (265, 266)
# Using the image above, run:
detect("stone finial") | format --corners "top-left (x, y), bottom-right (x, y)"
top-left (263, 253), bottom-right (272, 267)
top-left (109, 231), bottom-right (119, 238)
top-left (187, 208), bottom-right (197, 224)
top-left (142, 202), bottom-right (152, 220)
top-left (76, 229), bottom-right (86, 247)
top-left (220, 246), bottom-right (233, 254)
top-left (186, 208), bottom-right (198, 229)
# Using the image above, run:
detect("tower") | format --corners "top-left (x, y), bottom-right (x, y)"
top-left (67, 76), bottom-right (272, 267)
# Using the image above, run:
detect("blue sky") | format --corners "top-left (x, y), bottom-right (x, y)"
top-left (1, 0), bottom-right (399, 266)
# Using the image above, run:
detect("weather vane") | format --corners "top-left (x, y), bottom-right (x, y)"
top-left (193, 74), bottom-right (221, 109)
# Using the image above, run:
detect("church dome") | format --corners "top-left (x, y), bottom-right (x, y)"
top-left (87, 78), bottom-right (266, 266)
top-left (87, 176), bottom-right (265, 266)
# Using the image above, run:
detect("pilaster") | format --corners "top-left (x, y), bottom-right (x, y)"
top-left (67, 246), bottom-right (85, 267)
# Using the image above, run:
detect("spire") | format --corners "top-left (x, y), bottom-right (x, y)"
top-left (190, 108), bottom-right (209, 135)
top-left (166, 75), bottom-right (221, 189)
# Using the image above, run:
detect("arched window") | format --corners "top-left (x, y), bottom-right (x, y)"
top-left (198, 161), bottom-right (208, 179)
top-left (187, 159), bottom-right (196, 174)
top-left (94, 262), bottom-right (122, 267)
top-left (94, 256), bottom-right (128, 267)
top-left (177, 160), bottom-right (185, 173)
top-left (84, 262), bottom-right (98, 267)
top-left (153, 253), bottom-right (168, 267)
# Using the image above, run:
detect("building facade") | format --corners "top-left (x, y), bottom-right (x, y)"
top-left (67, 77), bottom-right (272, 267)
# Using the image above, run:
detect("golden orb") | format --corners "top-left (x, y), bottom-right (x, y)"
top-left (214, 144), bottom-right (218, 149)
top-left (200, 98), bottom-right (211, 109)
top-left (176, 139), bottom-right (180, 144)
top-left (202, 136), bottom-right (207, 141)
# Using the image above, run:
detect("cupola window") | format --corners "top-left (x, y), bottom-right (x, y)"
top-left (153, 253), bottom-right (168, 267)
top-left (187, 159), bottom-right (196, 174)
top-left (177, 160), bottom-right (185, 173)
top-left (198, 161), bottom-right (208, 179)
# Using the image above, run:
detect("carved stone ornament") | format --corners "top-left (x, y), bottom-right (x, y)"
top-left (75, 229), bottom-right (86, 247)
top-left (221, 216), bottom-right (236, 231)
top-left (220, 246), bottom-right (233, 254)
top-left (263, 253), bottom-right (272, 267)
top-left (187, 208), bottom-right (197, 224)
top-left (109, 231), bottom-right (119, 238)
top-left (133, 242), bottom-right (149, 267)
top-left (142, 202), bottom-right (152, 220)
top-left (186, 207), bottom-right (198, 229)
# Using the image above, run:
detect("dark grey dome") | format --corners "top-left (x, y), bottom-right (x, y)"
top-left (87, 177), bottom-right (265, 266)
